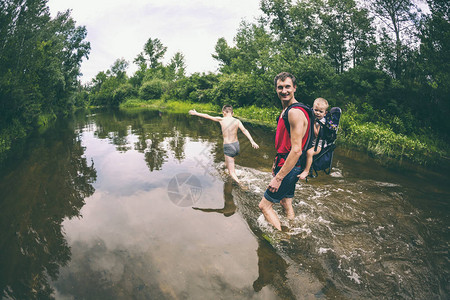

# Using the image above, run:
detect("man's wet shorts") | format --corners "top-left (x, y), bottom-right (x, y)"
top-left (223, 141), bottom-right (240, 157)
top-left (264, 166), bottom-right (302, 203)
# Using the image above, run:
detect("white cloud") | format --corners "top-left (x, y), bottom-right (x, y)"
top-left (47, 0), bottom-right (261, 83)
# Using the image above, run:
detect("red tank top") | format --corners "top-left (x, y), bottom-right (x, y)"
top-left (275, 107), bottom-right (310, 166)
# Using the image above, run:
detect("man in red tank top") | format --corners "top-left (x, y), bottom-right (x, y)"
top-left (258, 72), bottom-right (310, 231)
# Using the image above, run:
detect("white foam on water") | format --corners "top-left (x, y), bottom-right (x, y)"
top-left (310, 190), bottom-right (328, 200)
top-left (288, 224), bottom-right (312, 236)
top-left (250, 186), bottom-right (263, 194)
top-left (346, 268), bottom-right (362, 284)
top-left (375, 226), bottom-right (385, 234)
top-left (330, 170), bottom-right (343, 177)
top-left (294, 213), bottom-right (309, 222)
top-left (234, 165), bottom-right (271, 193)
top-left (257, 214), bottom-right (275, 233)
top-left (373, 181), bottom-right (400, 187)
top-left (297, 201), bottom-right (311, 207)
top-left (317, 216), bottom-right (331, 224)
top-left (318, 247), bottom-right (334, 254)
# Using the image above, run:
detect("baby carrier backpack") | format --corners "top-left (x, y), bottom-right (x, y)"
top-left (310, 107), bottom-right (342, 177)
top-left (281, 103), bottom-right (341, 178)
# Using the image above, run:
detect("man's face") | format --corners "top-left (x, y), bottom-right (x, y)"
top-left (276, 78), bottom-right (296, 102)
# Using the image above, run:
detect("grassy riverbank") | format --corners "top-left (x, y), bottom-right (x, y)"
top-left (120, 98), bottom-right (450, 169)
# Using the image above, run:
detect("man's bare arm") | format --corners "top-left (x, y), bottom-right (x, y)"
top-left (189, 109), bottom-right (222, 122)
top-left (267, 108), bottom-right (306, 192)
top-left (274, 109), bottom-right (306, 179)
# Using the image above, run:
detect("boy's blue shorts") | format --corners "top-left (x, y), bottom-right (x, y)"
top-left (264, 166), bottom-right (302, 203)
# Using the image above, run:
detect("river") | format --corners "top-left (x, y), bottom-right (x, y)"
top-left (0, 108), bottom-right (448, 299)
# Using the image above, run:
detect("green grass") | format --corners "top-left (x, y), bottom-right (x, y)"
top-left (120, 98), bottom-right (220, 114)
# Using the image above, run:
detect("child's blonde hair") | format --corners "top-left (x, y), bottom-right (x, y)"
top-left (314, 97), bottom-right (329, 110)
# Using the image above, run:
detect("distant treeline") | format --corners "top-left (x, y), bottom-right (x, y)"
top-left (87, 0), bottom-right (449, 140)
top-left (1, 0), bottom-right (449, 166)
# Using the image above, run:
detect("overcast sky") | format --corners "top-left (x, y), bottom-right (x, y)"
top-left (47, 0), bottom-right (262, 83)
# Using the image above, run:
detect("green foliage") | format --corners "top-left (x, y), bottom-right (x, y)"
top-left (0, 0), bottom-right (90, 135)
top-left (139, 79), bottom-right (169, 100)
top-left (89, 75), bottom-right (121, 106)
top-left (113, 83), bottom-right (137, 105)
top-left (210, 73), bottom-right (259, 107)
top-left (340, 103), bottom-right (448, 166)
top-left (88, 60), bottom-right (132, 107)
top-left (165, 73), bottom-right (219, 103)
top-left (233, 105), bottom-right (280, 124)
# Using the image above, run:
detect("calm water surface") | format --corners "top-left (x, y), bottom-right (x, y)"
top-left (0, 109), bottom-right (448, 299)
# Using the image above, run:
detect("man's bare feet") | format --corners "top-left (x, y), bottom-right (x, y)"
top-left (230, 172), bottom-right (240, 183)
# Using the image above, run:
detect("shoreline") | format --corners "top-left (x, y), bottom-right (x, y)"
top-left (118, 98), bottom-right (450, 172)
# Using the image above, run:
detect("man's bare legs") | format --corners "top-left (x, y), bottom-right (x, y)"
top-left (280, 198), bottom-right (295, 220)
top-left (259, 197), bottom-right (295, 231)
top-left (259, 197), bottom-right (281, 230)
top-left (224, 155), bottom-right (239, 182)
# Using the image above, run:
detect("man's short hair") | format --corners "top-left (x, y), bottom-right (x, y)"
top-left (222, 104), bottom-right (233, 114)
top-left (314, 97), bottom-right (329, 110)
top-left (274, 72), bottom-right (296, 88)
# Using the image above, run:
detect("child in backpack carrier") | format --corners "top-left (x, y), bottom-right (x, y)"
top-left (298, 97), bottom-right (329, 180)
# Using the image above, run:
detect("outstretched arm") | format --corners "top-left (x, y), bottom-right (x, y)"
top-left (189, 109), bottom-right (222, 122)
top-left (238, 121), bottom-right (259, 149)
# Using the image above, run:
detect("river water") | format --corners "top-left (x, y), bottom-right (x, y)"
top-left (0, 108), bottom-right (448, 299)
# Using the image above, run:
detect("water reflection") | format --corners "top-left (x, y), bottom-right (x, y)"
top-left (0, 118), bottom-right (96, 299)
top-left (192, 179), bottom-right (237, 217)
top-left (253, 239), bottom-right (291, 295)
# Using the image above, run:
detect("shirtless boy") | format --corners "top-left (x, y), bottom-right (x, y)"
top-left (189, 105), bottom-right (259, 182)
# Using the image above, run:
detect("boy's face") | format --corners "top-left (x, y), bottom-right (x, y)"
top-left (313, 103), bottom-right (327, 119)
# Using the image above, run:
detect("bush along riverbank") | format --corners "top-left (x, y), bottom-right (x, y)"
top-left (120, 98), bottom-right (450, 170)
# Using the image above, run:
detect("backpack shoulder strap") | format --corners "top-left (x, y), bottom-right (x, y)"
top-left (282, 102), bottom-right (314, 135)
top-left (282, 102), bottom-right (316, 155)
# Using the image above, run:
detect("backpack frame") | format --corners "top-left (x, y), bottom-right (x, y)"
top-left (281, 103), bottom-right (341, 178)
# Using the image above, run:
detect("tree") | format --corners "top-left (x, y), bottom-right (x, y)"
top-left (417, 0), bottom-right (450, 135)
top-left (319, 0), bottom-right (377, 72)
top-left (110, 58), bottom-right (129, 81)
top-left (0, 1), bottom-right (90, 130)
top-left (367, 0), bottom-right (422, 78)
top-left (168, 52), bottom-right (186, 80)
top-left (260, 0), bottom-right (321, 56)
top-left (212, 37), bottom-right (239, 73)
top-left (213, 20), bottom-right (274, 75)
top-left (134, 37), bottom-right (167, 70)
